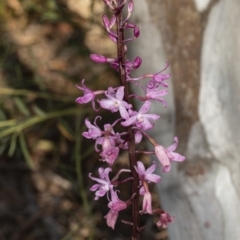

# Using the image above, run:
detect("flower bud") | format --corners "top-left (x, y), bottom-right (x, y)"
top-left (90, 54), bottom-right (107, 63)
top-left (142, 191), bottom-right (153, 214)
top-left (134, 27), bottom-right (140, 38)
top-left (133, 56), bottom-right (142, 69)
top-left (128, 1), bottom-right (134, 13)
top-left (102, 15), bottom-right (109, 28)
top-left (154, 145), bottom-right (171, 172)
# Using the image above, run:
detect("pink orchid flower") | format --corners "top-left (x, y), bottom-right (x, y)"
top-left (156, 211), bottom-right (175, 228)
top-left (99, 86), bottom-right (132, 119)
top-left (76, 79), bottom-right (104, 111)
top-left (89, 167), bottom-right (113, 200)
top-left (105, 190), bottom-right (127, 229)
top-left (155, 137), bottom-right (185, 172)
top-left (121, 101), bottom-right (160, 130)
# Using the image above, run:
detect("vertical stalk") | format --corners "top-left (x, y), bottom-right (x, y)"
top-left (115, 2), bottom-right (140, 239)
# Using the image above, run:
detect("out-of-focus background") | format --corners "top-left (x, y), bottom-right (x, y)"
top-left (0, 1), bottom-right (126, 239)
top-left (1, 0), bottom-right (240, 240)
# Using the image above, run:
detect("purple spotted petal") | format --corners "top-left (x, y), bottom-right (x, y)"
top-left (116, 86), bottom-right (124, 100)
top-left (99, 99), bottom-right (115, 110)
top-left (136, 117), bottom-right (153, 130)
top-left (143, 113), bottom-right (160, 121)
top-left (139, 101), bottom-right (151, 114)
top-left (170, 152), bottom-right (185, 162)
top-left (139, 186), bottom-right (145, 195)
top-left (167, 137), bottom-right (178, 152)
top-left (155, 145), bottom-right (171, 172)
top-left (134, 131), bottom-right (142, 144)
top-left (119, 105), bottom-right (129, 119)
top-left (105, 209), bottom-right (118, 229)
top-left (76, 93), bottom-right (94, 104)
top-left (145, 173), bottom-right (161, 183)
top-left (90, 184), bottom-right (100, 191)
top-left (121, 115), bottom-right (137, 127)
top-left (145, 162), bottom-right (157, 175)
top-left (141, 192), bottom-right (152, 214)
top-left (135, 161), bottom-right (146, 176)
top-left (100, 147), bottom-right (119, 166)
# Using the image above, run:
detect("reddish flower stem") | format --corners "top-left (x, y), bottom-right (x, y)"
top-left (115, 3), bottom-right (140, 239)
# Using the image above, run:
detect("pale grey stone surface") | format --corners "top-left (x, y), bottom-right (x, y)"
top-left (193, 0), bottom-right (211, 12)
top-left (199, 0), bottom-right (240, 239)
top-left (129, 0), bottom-right (240, 239)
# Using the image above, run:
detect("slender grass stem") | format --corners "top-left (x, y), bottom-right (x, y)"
top-left (0, 88), bottom-right (75, 102)
top-left (0, 108), bottom-right (90, 138)
top-left (19, 131), bottom-right (34, 170)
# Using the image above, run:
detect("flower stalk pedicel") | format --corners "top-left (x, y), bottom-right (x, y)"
top-left (76, 0), bottom-right (185, 239)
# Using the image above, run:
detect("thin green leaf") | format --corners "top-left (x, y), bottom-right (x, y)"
top-left (0, 107), bottom-right (88, 139)
top-left (0, 88), bottom-right (74, 102)
top-left (0, 119), bottom-right (17, 128)
top-left (19, 132), bottom-right (34, 170)
top-left (14, 97), bottom-right (31, 117)
top-left (32, 104), bottom-right (46, 116)
top-left (8, 132), bottom-right (18, 157)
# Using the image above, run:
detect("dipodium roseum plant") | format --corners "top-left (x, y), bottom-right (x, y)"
top-left (76, 0), bottom-right (185, 239)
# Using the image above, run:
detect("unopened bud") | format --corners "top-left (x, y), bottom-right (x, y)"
top-left (134, 27), bottom-right (140, 38)
top-left (133, 57), bottom-right (142, 69)
top-left (102, 15), bottom-right (109, 28)
top-left (90, 54), bottom-right (107, 63)
top-left (128, 1), bottom-right (134, 13)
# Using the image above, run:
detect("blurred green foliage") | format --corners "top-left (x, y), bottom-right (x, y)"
top-left (0, 0), bottom-right (103, 239)
top-left (0, 0), bottom-right (124, 238)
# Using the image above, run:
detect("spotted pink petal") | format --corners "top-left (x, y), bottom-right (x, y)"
top-left (143, 113), bottom-right (160, 121)
top-left (116, 86), bottom-right (124, 100)
top-left (141, 192), bottom-right (152, 214)
top-left (136, 117), bottom-right (153, 130)
top-left (105, 210), bottom-right (118, 229)
top-left (145, 162), bottom-right (156, 175)
top-left (135, 131), bottom-right (142, 144)
top-left (155, 145), bottom-right (171, 173)
top-left (121, 115), bottom-right (137, 127)
top-left (169, 152), bottom-right (185, 162)
top-left (100, 147), bottom-right (119, 166)
top-left (90, 184), bottom-right (100, 191)
top-left (135, 161), bottom-right (146, 176)
top-left (99, 99), bottom-right (115, 110)
top-left (119, 105), bottom-right (129, 119)
top-left (139, 101), bottom-right (151, 114)
top-left (145, 172), bottom-right (161, 183)
top-left (76, 93), bottom-right (94, 104)
top-left (167, 137), bottom-right (178, 152)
